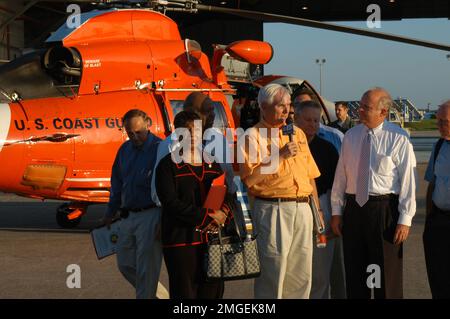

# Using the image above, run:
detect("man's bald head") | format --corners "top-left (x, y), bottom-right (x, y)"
top-left (359, 87), bottom-right (393, 128)
top-left (183, 92), bottom-right (215, 131)
top-left (361, 87), bottom-right (393, 112)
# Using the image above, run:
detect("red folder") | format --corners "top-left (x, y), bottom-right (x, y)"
top-left (203, 174), bottom-right (227, 210)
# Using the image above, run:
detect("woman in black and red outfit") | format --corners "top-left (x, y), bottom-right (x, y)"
top-left (155, 111), bottom-right (232, 299)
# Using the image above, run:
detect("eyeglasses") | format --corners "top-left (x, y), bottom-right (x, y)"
top-left (359, 103), bottom-right (376, 111)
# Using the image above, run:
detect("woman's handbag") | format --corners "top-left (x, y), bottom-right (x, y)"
top-left (204, 206), bottom-right (260, 281)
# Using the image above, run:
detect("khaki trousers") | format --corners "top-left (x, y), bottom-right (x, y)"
top-left (116, 207), bottom-right (169, 299)
top-left (252, 199), bottom-right (313, 299)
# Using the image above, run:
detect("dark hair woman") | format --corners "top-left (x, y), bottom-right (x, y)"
top-left (155, 110), bottom-right (232, 299)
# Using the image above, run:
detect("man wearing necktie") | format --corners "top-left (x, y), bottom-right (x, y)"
top-left (330, 88), bottom-right (417, 299)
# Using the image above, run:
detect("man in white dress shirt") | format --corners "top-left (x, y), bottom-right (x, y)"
top-left (330, 87), bottom-right (416, 299)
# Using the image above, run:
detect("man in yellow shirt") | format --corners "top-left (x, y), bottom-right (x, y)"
top-left (238, 83), bottom-right (321, 298)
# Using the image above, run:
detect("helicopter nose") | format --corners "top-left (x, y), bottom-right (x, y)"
top-left (0, 103), bottom-right (11, 153)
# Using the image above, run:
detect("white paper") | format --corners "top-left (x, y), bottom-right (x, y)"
top-left (90, 220), bottom-right (121, 259)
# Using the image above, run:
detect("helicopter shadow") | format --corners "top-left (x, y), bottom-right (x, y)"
top-left (0, 196), bottom-right (106, 233)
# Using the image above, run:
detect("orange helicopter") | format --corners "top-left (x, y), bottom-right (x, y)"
top-left (0, 7), bottom-right (273, 227)
top-left (1, 1), bottom-right (448, 228)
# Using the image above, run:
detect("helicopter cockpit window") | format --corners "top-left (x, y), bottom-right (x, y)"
top-left (169, 100), bottom-right (229, 132)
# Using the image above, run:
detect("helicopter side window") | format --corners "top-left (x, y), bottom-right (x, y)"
top-left (169, 100), bottom-right (230, 132)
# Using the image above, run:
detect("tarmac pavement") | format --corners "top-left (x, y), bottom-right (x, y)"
top-left (0, 163), bottom-right (431, 299)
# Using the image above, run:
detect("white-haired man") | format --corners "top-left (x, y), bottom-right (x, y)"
top-left (331, 87), bottom-right (417, 299)
top-left (239, 83), bottom-right (321, 298)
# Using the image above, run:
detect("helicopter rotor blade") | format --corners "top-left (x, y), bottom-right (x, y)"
top-left (197, 4), bottom-right (450, 52)
top-left (7, 1), bottom-right (449, 51)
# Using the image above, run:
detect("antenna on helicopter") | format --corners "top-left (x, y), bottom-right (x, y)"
top-left (149, 0), bottom-right (198, 13)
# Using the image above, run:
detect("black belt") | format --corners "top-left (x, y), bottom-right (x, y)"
top-left (346, 193), bottom-right (398, 201)
top-left (126, 204), bottom-right (158, 213)
top-left (256, 196), bottom-right (309, 203)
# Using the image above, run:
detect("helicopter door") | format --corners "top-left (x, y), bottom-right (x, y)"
top-left (70, 95), bottom-right (125, 199)
top-left (70, 92), bottom-right (163, 200)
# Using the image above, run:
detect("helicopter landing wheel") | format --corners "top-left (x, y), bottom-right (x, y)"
top-left (56, 203), bottom-right (85, 228)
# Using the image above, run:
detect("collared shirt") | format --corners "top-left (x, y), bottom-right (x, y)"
top-left (106, 133), bottom-right (161, 218)
top-left (331, 121), bottom-right (417, 226)
top-left (239, 119), bottom-right (320, 198)
top-left (318, 123), bottom-right (344, 154)
top-left (425, 139), bottom-right (450, 211)
top-left (151, 129), bottom-right (237, 206)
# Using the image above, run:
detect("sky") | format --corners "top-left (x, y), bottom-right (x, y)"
top-left (264, 18), bottom-right (450, 110)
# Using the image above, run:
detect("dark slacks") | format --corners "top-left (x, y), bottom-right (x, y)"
top-left (423, 203), bottom-right (450, 299)
top-left (342, 195), bottom-right (403, 299)
top-left (163, 244), bottom-right (224, 299)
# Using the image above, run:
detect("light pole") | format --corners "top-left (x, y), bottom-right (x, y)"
top-left (315, 58), bottom-right (326, 95)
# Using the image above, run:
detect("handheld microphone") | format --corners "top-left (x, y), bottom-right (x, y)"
top-left (282, 117), bottom-right (295, 142)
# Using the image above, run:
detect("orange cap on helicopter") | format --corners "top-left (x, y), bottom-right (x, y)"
top-left (226, 40), bottom-right (273, 65)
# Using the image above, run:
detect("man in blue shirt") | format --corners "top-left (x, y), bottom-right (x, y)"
top-left (103, 109), bottom-right (167, 299)
top-left (423, 100), bottom-right (450, 299)
top-left (318, 123), bottom-right (343, 154)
